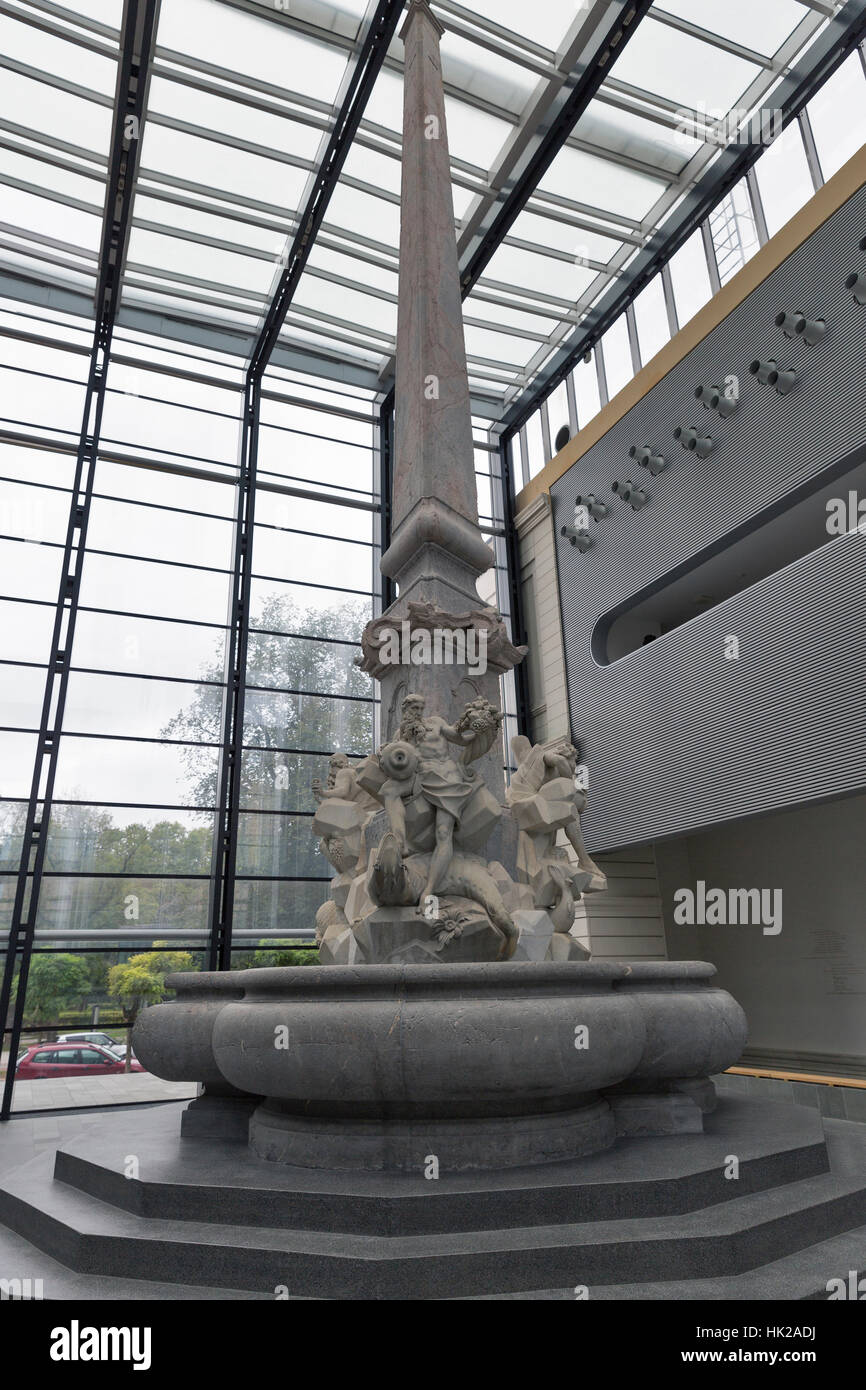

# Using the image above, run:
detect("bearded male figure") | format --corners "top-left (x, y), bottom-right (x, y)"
top-left (394, 692), bottom-right (502, 906)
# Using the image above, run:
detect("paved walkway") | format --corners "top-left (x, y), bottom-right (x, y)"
top-left (9, 1074), bottom-right (197, 1112)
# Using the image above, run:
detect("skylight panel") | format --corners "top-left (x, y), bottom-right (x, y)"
top-left (132, 195), bottom-right (285, 256)
top-left (539, 144), bottom-right (665, 222)
top-left (0, 184), bottom-right (102, 251)
top-left (575, 98), bottom-right (700, 173)
top-left (294, 273), bottom-right (398, 338)
top-left (608, 15), bottom-right (761, 112)
top-left (127, 226), bottom-right (277, 297)
top-left (0, 70), bottom-right (112, 153)
top-left (482, 241), bottom-right (597, 301)
top-left (0, 148), bottom-right (103, 206)
top-left (340, 144), bottom-right (402, 195)
top-left (465, 294), bottom-right (560, 338)
top-left (654, 0), bottom-right (807, 58)
top-left (441, 0), bottom-right (578, 54)
top-left (138, 125), bottom-right (311, 210)
top-left (464, 325), bottom-right (545, 369)
top-left (307, 245), bottom-right (399, 297)
top-left (509, 210), bottom-right (622, 264)
top-left (0, 14), bottom-right (116, 94)
top-left (156, 0), bottom-right (351, 102)
top-left (326, 184), bottom-right (401, 249)
top-left (439, 29), bottom-right (539, 108)
top-left (442, 97), bottom-right (513, 171)
top-left (360, 68), bottom-right (403, 136)
top-left (146, 76), bottom-right (325, 163)
top-left (64, 0), bottom-right (123, 27)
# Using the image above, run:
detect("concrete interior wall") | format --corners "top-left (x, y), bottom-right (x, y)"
top-left (655, 794), bottom-right (866, 1076)
top-left (515, 492), bottom-right (666, 959)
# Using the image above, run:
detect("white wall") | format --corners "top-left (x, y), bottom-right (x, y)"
top-left (655, 794), bottom-right (866, 1075)
top-left (515, 492), bottom-right (666, 960)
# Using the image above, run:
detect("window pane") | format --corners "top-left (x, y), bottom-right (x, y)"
top-left (807, 53), bottom-right (866, 181)
top-left (246, 632), bottom-right (361, 697)
top-left (44, 807), bottom-right (214, 875)
top-left (72, 611), bottom-right (226, 682)
top-left (251, 528), bottom-right (372, 590)
top-left (0, 478), bottom-right (70, 543)
top-left (239, 749), bottom-right (353, 814)
top-left (669, 228), bottom-right (712, 327)
top-left (86, 497), bottom-right (233, 568)
top-left (236, 812), bottom-right (322, 878)
top-left (0, 599), bottom-right (54, 664)
top-left (63, 672), bottom-right (220, 742)
top-left (35, 876), bottom-right (210, 938)
top-left (546, 380), bottom-right (571, 453)
top-left (572, 356), bottom-right (600, 429)
top-left (0, 663), bottom-right (46, 729)
top-left (633, 275), bottom-right (670, 364)
top-left (0, 733), bottom-right (37, 796)
top-left (53, 737), bottom-right (220, 807)
top-left (232, 878), bottom-right (329, 937)
top-left (709, 180), bottom-right (760, 286)
top-left (78, 553), bottom-right (232, 625)
top-left (601, 316), bottom-right (634, 400)
top-left (242, 691), bottom-right (373, 756)
top-left (755, 121), bottom-right (814, 239)
top-left (523, 413), bottom-right (545, 479)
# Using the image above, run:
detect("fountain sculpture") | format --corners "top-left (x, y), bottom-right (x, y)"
top-left (134, 0), bottom-right (746, 1175)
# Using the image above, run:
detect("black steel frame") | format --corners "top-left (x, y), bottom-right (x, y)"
top-left (207, 376), bottom-right (260, 970)
top-left (0, 0), bottom-right (161, 1119)
top-left (378, 387), bottom-right (395, 611)
top-left (498, 438), bottom-right (531, 737)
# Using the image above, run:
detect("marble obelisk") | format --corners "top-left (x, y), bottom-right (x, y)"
top-left (357, 0), bottom-right (525, 796)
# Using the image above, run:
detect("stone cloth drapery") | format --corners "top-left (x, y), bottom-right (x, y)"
top-left (415, 756), bottom-right (478, 824)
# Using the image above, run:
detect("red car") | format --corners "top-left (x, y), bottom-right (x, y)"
top-left (15, 1042), bottom-right (145, 1078)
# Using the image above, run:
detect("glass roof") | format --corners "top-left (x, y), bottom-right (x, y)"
top-left (0, 0), bottom-right (841, 420)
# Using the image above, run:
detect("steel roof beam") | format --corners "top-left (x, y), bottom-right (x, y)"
top-left (455, 2), bottom-right (656, 298)
top-left (246, 0), bottom-right (405, 381)
top-left (499, 0), bottom-right (866, 436)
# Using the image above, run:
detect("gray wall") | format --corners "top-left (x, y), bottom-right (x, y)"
top-left (655, 794), bottom-right (866, 1076)
top-left (552, 179), bottom-right (866, 851)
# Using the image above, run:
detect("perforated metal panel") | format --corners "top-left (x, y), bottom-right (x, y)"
top-left (552, 182), bottom-right (866, 851)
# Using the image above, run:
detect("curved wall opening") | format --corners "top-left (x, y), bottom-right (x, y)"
top-left (595, 455), bottom-right (866, 664)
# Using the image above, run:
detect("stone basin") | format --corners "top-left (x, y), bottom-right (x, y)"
top-left (133, 960), bottom-right (746, 1173)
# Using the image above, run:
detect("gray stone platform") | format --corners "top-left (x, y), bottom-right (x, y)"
top-left (0, 1097), bottom-right (865, 1299)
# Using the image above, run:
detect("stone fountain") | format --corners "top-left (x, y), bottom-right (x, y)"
top-left (133, 0), bottom-right (746, 1175)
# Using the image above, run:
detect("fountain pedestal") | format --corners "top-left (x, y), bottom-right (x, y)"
top-left (133, 960), bottom-right (747, 1174)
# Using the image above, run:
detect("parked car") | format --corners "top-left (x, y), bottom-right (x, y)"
top-left (56, 1030), bottom-right (127, 1057)
top-left (15, 1042), bottom-right (145, 1079)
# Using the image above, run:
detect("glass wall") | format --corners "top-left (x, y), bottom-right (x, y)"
top-left (0, 302), bottom-right (382, 1112)
top-left (0, 312), bottom-right (522, 1113)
